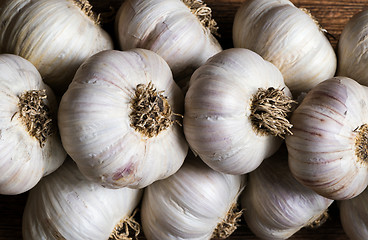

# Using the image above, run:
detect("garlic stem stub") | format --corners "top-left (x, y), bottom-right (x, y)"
top-left (58, 49), bottom-right (188, 189)
top-left (0, 54), bottom-right (66, 195)
top-left (286, 76), bottom-right (368, 200)
top-left (339, 187), bottom-right (368, 240)
top-left (338, 9), bottom-right (368, 87)
top-left (141, 152), bottom-right (246, 240)
top-left (184, 48), bottom-right (294, 175)
top-left (22, 158), bottom-right (143, 240)
top-left (233, 0), bottom-right (336, 95)
top-left (115, 0), bottom-right (222, 89)
top-left (241, 146), bottom-right (333, 240)
top-left (0, 0), bottom-right (113, 96)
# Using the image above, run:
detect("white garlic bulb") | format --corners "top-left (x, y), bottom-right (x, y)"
top-left (338, 9), bottom-right (368, 86)
top-left (0, 54), bottom-right (66, 195)
top-left (141, 152), bottom-right (246, 240)
top-left (339, 187), bottom-right (368, 240)
top-left (22, 158), bottom-right (143, 240)
top-left (241, 146), bottom-right (333, 240)
top-left (233, 0), bottom-right (336, 95)
top-left (286, 76), bottom-right (368, 200)
top-left (0, 0), bottom-right (113, 95)
top-left (115, 0), bottom-right (222, 88)
top-left (184, 48), bottom-right (294, 175)
top-left (58, 48), bottom-right (188, 189)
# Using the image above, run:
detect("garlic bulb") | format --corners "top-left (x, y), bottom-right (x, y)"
top-left (0, 0), bottom-right (113, 95)
top-left (115, 0), bottom-right (222, 89)
top-left (338, 10), bottom-right (368, 86)
top-left (233, 0), bottom-right (336, 95)
top-left (286, 76), bottom-right (368, 200)
top-left (141, 152), bottom-right (246, 240)
top-left (184, 48), bottom-right (294, 175)
top-left (22, 158), bottom-right (143, 240)
top-left (241, 146), bottom-right (333, 240)
top-left (339, 187), bottom-right (368, 240)
top-left (0, 54), bottom-right (66, 195)
top-left (58, 48), bottom-right (188, 189)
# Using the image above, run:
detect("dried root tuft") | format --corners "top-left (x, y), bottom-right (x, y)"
top-left (354, 124), bottom-right (368, 164)
top-left (72, 0), bottom-right (101, 24)
top-left (130, 82), bottom-right (181, 138)
top-left (182, 0), bottom-right (219, 36)
top-left (14, 89), bottom-right (53, 147)
top-left (212, 203), bottom-right (243, 239)
top-left (109, 209), bottom-right (141, 240)
top-left (250, 87), bottom-right (296, 138)
top-left (307, 209), bottom-right (329, 229)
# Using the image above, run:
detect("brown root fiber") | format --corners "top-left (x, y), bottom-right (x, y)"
top-left (109, 210), bottom-right (140, 240)
top-left (130, 82), bottom-right (180, 138)
top-left (212, 203), bottom-right (243, 239)
top-left (354, 124), bottom-right (368, 164)
top-left (182, 0), bottom-right (219, 36)
top-left (15, 89), bottom-right (53, 147)
top-left (306, 210), bottom-right (329, 229)
top-left (250, 87), bottom-right (296, 138)
top-left (72, 0), bottom-right (101, 24)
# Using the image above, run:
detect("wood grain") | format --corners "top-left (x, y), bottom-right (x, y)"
top-left (1, 0), bottom-right (367, 239)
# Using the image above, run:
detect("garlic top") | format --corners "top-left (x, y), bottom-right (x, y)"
top-left (339, 187), bottom-right (368, 240)
top-left (0, 54), bottom-right (66, 195)
top-left (233, 0), bottom-right (336, 95)
top-left (0, 0), bottom-right (113, 95)
top-left (338, 9), bottom-right (368, 86)
top-left (141, 152), bottom-right (246, 240)
top-left (241, 146), bottom-right (333, 239)
top-left (58, 49), bottom-right (188, 189)
top-left (286, 76), bottom-right (368, 200)
top-left (115, 0), bottom-right (222, 88)
top-left (184, 48), bottom-right (294, 175)
top-left (22, 158), bottom-right (143, 240)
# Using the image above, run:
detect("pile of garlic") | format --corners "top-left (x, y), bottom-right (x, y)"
top-left (0, 0), bottom-right (367, 239)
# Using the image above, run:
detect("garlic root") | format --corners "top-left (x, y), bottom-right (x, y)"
top-left (109, 209), bottom-right (141, 240)
top-left (250, 87), bottom-right (296, 138)
top-left (212, 203), bottom-right (243, 239)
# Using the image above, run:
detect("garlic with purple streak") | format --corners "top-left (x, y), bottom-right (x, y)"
top-left (58, 48), bottom-right (188, 189)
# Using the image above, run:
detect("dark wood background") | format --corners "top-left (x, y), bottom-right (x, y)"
top-left (2, 0), bottom-right (367, 239)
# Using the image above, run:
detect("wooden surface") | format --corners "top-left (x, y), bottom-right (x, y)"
top-left (1, 0), bottom-right (367, 239)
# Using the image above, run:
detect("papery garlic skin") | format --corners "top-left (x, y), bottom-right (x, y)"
top-left (286, 76), bottom-right (368, 200)
top-left (233, 0), bottom-right (336, 95)
top-left (0, 0), bottom-right (113, 95)
top-left (340, 188), bottom-right (368, 240)
top-left (22, 158), bottom-right (142, 240)
top-left (241, 146), bottom-right (333, 240)
top-left (0, 54), bottom-right (66, 195)
top-left (338, 10), bottom-right (368, 86)
top-left (141, 152), bottom-right (246, 240)
top-left (115, 0), bottom-right (222, 87)
top-left (58, 49), bottom-right (188, 189)
top-left (184, 48), bottom-right (292, 175)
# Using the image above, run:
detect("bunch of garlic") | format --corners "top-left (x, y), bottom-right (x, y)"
top-left (0, 0), bottom-right (113, 95)
top-left (141, 152), bottom-right (246, 240)
top-left (0, 54), bottom-right (66, 195)
top-left (241, 146), bottom-right (333, 239)
top-left (233, 0), bottom-right (336, 95)
top-left (22, 158), bottom-right (143, 240)
top-left (58, 48), bottom-right (188, 189)
top-left (286, 76), bottom-right (368, 200)
top-left (184, 48), bottom-right (294, 175)
top-left (115, 0), bottom-right (222, 89)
